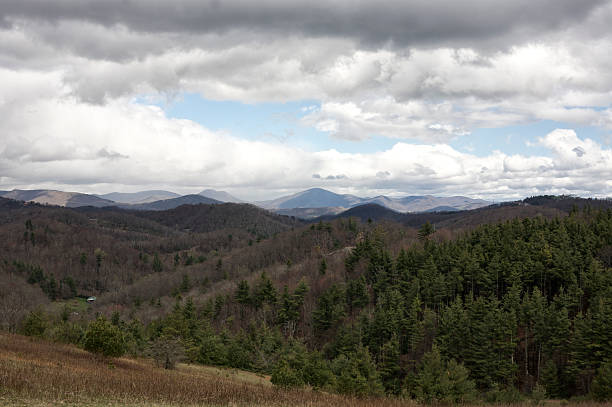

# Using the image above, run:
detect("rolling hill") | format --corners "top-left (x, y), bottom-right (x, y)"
top-left (134, 202), bottom-right (302, 235)
top-left (317, 196), bottom-right (612, 229)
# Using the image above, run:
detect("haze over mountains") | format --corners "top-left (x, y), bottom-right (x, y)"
top-left (258, 188), bottom-right (490, 217)
top-left (0, 187), bottom-right (490, 216)
top-left (97, 190), bottom-right (181, 204)
top-left (199, 189), bottom-right (244, 203)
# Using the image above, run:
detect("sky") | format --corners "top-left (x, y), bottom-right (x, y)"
top-left (0, 0), bottom-right (611, 201)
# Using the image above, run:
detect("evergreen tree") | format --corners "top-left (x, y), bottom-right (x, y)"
top-left (152, 253), bottom-right (163, 273)
top-left (253, 272), bottom-right (277, 307)
top-left (591, 359), bottom-right (612, 401)
top-left (313, 284), bottom-right (346, 333)
top-left (379, 335), bottom-right (402, 395)
top-left (413, 345), bottom-right (477, 403)
top-left (235, 280), bottom-right (251, 305)
top-left (319, 258), bottom-right (327, 275)
top-left (331, 345), bottom-right (384, 397)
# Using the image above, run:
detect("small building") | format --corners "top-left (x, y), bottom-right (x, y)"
top-left (86, 296), bottom-right (96, 303)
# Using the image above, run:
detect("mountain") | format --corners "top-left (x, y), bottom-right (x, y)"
top-left (393, 195), bottom-right (490, 212)
top-left (97, 190), bottom-right (181, 204)
top-left (1, 189), bottom-right (114, 208)
top-left (124, 194), bottom-right (221, 211)
top-left (258, 187), bottom-right (491, 213)
top-left (199, 189), bottom-right (244, 203)
top-left (258, 188), bottom-right (362, 210)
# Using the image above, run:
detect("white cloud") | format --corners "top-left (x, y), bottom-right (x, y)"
top-left (1, 1), bottom-right (612, 198)
top-left (1, 69), bottom-right (610, 200)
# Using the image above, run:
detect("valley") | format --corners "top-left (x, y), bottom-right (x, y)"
top-left (0, 195), bottom-right (611, 403)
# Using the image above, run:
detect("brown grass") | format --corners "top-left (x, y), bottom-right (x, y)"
top-left (0, 333), bottom-right (609, 407)
top-left (0, 332), bottom-right (413, 406)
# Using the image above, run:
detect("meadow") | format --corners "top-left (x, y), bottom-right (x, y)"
top-left (1, 333), bottom-right (609, 407)
top-left (0, 332), bottom-right (413, 407)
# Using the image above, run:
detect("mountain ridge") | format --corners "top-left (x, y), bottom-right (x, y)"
top-left (121, 194), bottom-right (222, 211)
top-left (258, 187), bottom-right (491, 217)
top-left (199, 189), bottom-right (244, 203)
top-left (0, 189), bottom-right (114, 208)
top-left (97, 190), bottom-right (181, 204)
top-left (1, 187), bottom-right (491, 214)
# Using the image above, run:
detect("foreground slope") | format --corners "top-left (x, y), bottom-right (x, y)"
top-left (0, 332), bottom-right (416, 407)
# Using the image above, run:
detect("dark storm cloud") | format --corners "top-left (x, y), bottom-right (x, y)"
top-left (0, 0), bottom-right (606, 48)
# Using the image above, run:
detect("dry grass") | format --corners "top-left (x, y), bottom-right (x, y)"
top-left (0, 333), bottom-right (414, 406)
top-left (0, 333), bottom-right (609, 407)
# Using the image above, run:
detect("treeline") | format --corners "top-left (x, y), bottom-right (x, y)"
top-left (17, 207), bottom-right (612, 402)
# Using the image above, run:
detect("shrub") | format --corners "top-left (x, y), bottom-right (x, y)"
top-left (271, 359), bottom-right (304, 388)
top-left (484, 383), bottom-right (524, 403)
top-left (531, 383), bottom-right (547, 405)
top-left (22, 310), bottom-right (47, 338)
top-left (51, 322), bottom-right (84, 344)
top-left (83, 316), bottom-right (125, 357)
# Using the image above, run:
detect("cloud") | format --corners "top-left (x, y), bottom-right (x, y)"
top-left (572, 146), bottom-right (586, 157)
top-left (97, 148), bottom-right (129, 160)
top-left (1, 5), bottom-right (612, 141)
top-left (1, 1), bottom-right (612, 199)
top-left (1, 70), bottom-right (610, 200)
top-left (0, 0), bottom-right (605, 48)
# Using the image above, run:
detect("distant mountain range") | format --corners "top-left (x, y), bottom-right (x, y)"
top-left (0, 189), bottom-right (225, 211)
top-left (1, 189), bottom-right (114, 208)
top-left (0, 187), bottom-right (490, 215)
top-left (121, 194), bottom-right (221, 211)
top-left (258, 188), bottom-right (491, 218)
top-left (97, 190), bottom-right (181, 204)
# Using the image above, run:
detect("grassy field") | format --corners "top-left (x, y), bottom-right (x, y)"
top-left (0, 333), bottom-right (609, 407)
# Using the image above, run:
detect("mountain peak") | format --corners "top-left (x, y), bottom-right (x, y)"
top-left (256, 188), bottom-right (491, 213)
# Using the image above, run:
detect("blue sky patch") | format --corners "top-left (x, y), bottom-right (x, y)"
top-left (147, 94), bottom-right (608, 157)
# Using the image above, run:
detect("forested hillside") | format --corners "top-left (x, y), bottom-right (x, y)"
top-left (1, 197), bottom-right (611, 402)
